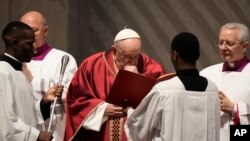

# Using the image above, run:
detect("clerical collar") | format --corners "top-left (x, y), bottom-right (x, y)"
top-left (222, 56), bottom-right (250, 72)
top-left (32, 42), bottom-right (52, 60)
top-left (0, 53), bottom-right (22, 71)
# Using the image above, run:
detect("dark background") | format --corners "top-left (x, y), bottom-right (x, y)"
top-left (1, 0), bottom-right (250, 72)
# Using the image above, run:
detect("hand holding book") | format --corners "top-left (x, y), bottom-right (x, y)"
top-left (106, 69), bottom-right (175, 108)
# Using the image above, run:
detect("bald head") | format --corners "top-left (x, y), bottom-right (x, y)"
top-left (20, 11), bottom-right (47, 26)
top-left (20, 11), bottom-right (48, 48)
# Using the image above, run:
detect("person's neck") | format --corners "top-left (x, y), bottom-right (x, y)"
top-left (176, 63), bottom-right (196, 70)
top-left (34, 43), bottom-right (48, 56)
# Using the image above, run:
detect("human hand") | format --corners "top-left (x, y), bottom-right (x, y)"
top-left (104, 104), bottom-right (124, 117)
top-left (43, 84), bottom-right (64, 103)
top-left (22, 63), bottom-right (33, 83)
top-left (124, 65), bottom-right (138, 73)
top-left (123, 106), bottom-right (133, 114)
top-left (37, 131), bottom-right (53, 141)
top-left (219, 91), bottom-right (235, 114)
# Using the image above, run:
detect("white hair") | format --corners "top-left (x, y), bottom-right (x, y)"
top-left (221, 22), bottom-right (249, 42)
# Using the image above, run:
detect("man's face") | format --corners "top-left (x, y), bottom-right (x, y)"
top-left (15, 30), bottom-right (35, 62)
top-left (218, 28), bottom-right (247, 63)
top-left (21, 16), bottom-right (48, 49)
top-left (114, 38), bottom-right (141, 69)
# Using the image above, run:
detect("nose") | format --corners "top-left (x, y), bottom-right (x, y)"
top-left (126, 58), bottom-right (138, 66)
top-left (219, 42), bottom-right (228, 50)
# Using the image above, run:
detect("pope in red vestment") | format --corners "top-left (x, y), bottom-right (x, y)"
top-left (64, 29), bottom-right (166, 141)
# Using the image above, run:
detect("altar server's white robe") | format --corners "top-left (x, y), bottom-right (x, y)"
top-left (200, 63), bottom-right (250, 141)
top-left (27, 48), bottom-right (77, 141)
top-left (0, 61), bottom-right (41, 141)
top-left (125, 77), bottom-right (220, 141)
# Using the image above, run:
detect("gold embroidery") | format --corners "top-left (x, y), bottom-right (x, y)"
top-left (109, 117), bottom-right (123, 141)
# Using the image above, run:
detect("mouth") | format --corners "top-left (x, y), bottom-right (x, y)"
top-left (221, 53), bottom-right (230, 56)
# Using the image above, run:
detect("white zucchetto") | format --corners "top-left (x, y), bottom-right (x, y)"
top-left (114, 28), bottom-right (141, 42)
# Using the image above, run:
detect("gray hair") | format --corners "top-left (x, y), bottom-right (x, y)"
top-left (42, 17), bottom-right (47, 26)
top-left (221, 23), bottom-right (249, 42)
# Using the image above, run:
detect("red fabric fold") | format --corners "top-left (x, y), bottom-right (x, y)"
top-left (233, 103), bottom-right (240, 125)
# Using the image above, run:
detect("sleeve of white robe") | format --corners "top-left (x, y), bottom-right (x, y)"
top-left (237, 102), bottom-right (250, 124)
top-left (34, 99), bottom-right (46, 127)
top-left (0, 74), bottom-right (40, 141)
top-left (125, 87), bottom-right (163, 141)
top-left (82, 102), bottom-right (108, 131)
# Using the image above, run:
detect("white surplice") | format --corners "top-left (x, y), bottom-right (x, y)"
top-left (0, 61), bottom-right (41, 141)
top-left (27, 48), bottom-right (77, 141)
top-left (200, 63), bottom-right (250, 141)
top-left (125, 77), bottom-right (220, 141)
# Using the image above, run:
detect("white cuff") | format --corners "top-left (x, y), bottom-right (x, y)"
top-left (82, 102), bottom-right (108, 131)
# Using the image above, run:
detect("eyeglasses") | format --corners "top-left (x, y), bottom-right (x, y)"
top-left (114, 46), bottom-right (140, 61)
top-left (215, 40), bottom-right (243, 47)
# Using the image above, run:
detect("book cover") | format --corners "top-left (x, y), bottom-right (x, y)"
top-left (106, 69), bottom-right (175, 108)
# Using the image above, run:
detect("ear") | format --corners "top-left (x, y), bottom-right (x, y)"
top-left (11, 39), bottom-right (18, 48)
top-left (44, 25), bottom-right (49, 37)
top-left (11, 39), bottom-right (19, 53)
top-left (171, 51), bottom-right (180, 65)
top-left (13, 39), bottom-right (18, 45)
top-left (242, 42), bottom-right (248, 53)
top-left (111, 45), bottom-right (117, 54)
top-left (171, 50), bottom-right (178, 60)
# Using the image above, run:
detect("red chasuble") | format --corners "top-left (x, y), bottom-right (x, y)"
top-left (64, 49), bottom-right (165, 141)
